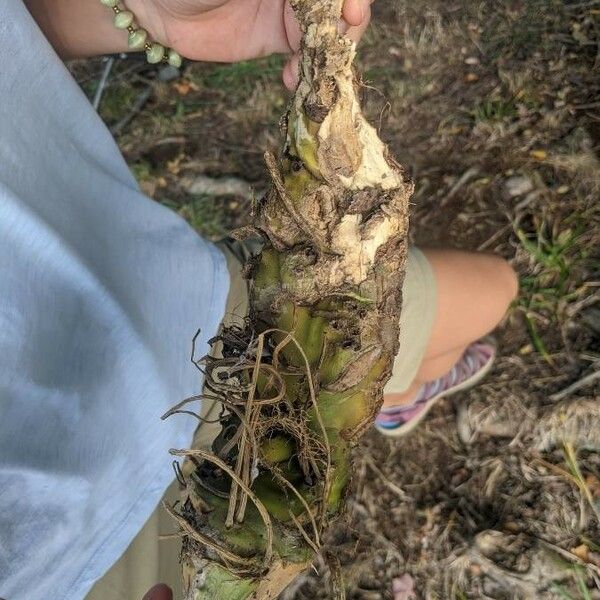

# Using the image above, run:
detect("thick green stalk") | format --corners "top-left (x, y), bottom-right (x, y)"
top-left (167, 1), bottom-right (413, 598)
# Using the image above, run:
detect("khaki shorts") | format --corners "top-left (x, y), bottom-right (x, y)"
top-left (387, 247), bottom-right (438, 393)
top-left (86, 246), bottom-right (437, 599)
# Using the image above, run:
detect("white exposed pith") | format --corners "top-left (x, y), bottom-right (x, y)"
top-left (290, 34), bottom-right (403, 284)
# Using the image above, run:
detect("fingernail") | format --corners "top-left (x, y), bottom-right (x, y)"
top-left (358, 3), bottom-right (365, 22)
top-left (142, 584), bottom-right (172, 600)
top-left (352, 0), bottom-right (365, 23)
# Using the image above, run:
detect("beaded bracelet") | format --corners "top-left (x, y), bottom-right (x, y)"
top-left (100, 0), bottom-right (182, 67)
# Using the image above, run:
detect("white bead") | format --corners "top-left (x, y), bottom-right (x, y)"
top-left (168, 49), bottom-right (182, 68)
top-left (146, 43), bottom-right (165, 64)
top-left (100, 0), bottom-right (119, 6)
top-left (114, 10), bottom-right (134, 29)
top-left (128, 28), bottom-right (148, 50)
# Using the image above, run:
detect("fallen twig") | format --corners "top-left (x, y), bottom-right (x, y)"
top-left (550, 368), bottom-right (600, 401)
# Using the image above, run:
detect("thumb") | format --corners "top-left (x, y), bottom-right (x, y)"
top-left (283, 53), bottom-right (300, 91)
top-left (142, 584), bottom-right (173, 600)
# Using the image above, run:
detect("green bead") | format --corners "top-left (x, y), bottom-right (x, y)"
top-left (168, 49), bottom-right (182, 68)
top-left (146, 43), bottom-right (165, 64)
top-left (127, 28), bottom-right (148, 50)
top-left (114, 10), bottom-right (134, 29)
top-left (100, 0), bottom-right (119, 6)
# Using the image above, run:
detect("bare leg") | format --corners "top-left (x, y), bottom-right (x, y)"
top-left (383, 249), bottom-right (518, 408)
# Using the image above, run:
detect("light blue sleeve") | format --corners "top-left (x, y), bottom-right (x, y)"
top-left (0, 3), bottom-right (230, 599)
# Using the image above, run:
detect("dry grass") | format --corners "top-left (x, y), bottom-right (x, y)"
top-left (73, 0), bottom-right (600, 597)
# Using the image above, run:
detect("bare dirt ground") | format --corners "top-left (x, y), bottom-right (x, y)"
top-left (73, 1), bottom-right (600, 597)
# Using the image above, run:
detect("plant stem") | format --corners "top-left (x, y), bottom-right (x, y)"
top-left (166, 1), bottom-right (414, 597)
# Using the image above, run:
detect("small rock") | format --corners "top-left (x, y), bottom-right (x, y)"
top-left (184, 174), bottom-right (254, 200)
top-left (504, 175), bottom-right (534, 197)
top-left (158, 65), bottom-right (181, 82)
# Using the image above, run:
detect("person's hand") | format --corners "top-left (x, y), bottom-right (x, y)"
top-left (25, 0), bottom-right (372, 84)
top-left (128, 0), bottom-right (373, 88)
top-left (142, 583), bottom-right (172, 600)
